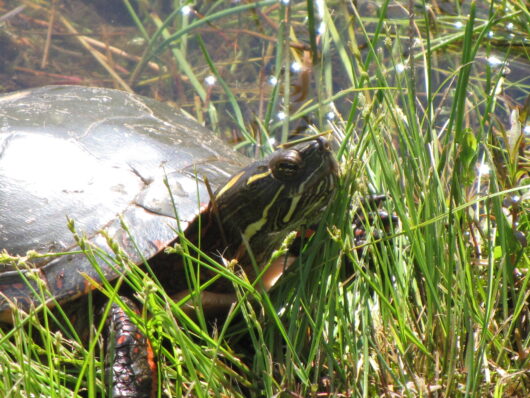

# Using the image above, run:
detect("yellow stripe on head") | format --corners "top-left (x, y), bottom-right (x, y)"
top-left (216, 171), bottom-right (245, 199)
top-left (246, 169), bottom-right (271, 185)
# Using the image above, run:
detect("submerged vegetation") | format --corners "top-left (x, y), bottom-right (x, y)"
top-left (0, 0), bottom-right (529, 396)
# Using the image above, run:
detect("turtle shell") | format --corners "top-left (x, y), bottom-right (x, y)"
top-left (0, 85), bottom-right (248, 319)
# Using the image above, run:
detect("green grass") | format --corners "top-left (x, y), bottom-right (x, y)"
top-left (1, 0), bottom-right (530, 396)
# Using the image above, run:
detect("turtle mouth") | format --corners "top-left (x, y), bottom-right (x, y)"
top-left (311, 136), bottom-right (339, 182)
top-left (317, 137), bottom-right (340, 177)
top-left (295, 137), bottom-right (338, 196)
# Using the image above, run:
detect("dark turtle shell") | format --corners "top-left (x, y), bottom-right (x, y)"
top-left (0, 85), bottom-right (248, 320)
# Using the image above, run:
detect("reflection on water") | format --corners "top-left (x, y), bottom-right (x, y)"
top-left (0, 0), bottom-right (527, 144)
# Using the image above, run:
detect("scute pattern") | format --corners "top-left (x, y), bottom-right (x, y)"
top-left (0, 85), bottom-right (246, 317)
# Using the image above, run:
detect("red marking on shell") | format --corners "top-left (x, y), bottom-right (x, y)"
top-left (82, 280), bottom-right (92, 294)
top-left (55, 272), bottom-right (64, 290)
top-left (152, 240), bottom-right (167, 251)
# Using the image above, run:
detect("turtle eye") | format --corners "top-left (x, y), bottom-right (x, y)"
top-left (270, 150), bottom-right (303, 181)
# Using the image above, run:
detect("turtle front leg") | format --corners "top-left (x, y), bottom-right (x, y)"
top-left (105, 297), bottom-right (156, 398)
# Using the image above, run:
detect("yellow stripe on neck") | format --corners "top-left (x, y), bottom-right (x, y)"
top-left (216, 171), bottom-right (245, 199)
top-left (243, 186), bottom-right (284, 242)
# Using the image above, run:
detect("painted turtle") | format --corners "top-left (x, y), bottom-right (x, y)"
top-left (0, 85), bottom-right (338, 397)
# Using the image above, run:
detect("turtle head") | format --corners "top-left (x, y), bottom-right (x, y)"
top-left (214, 137), bottom-right (338, 265)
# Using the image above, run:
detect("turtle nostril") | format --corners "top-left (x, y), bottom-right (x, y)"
top-left (315, 137), bottom-right (331, 152)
